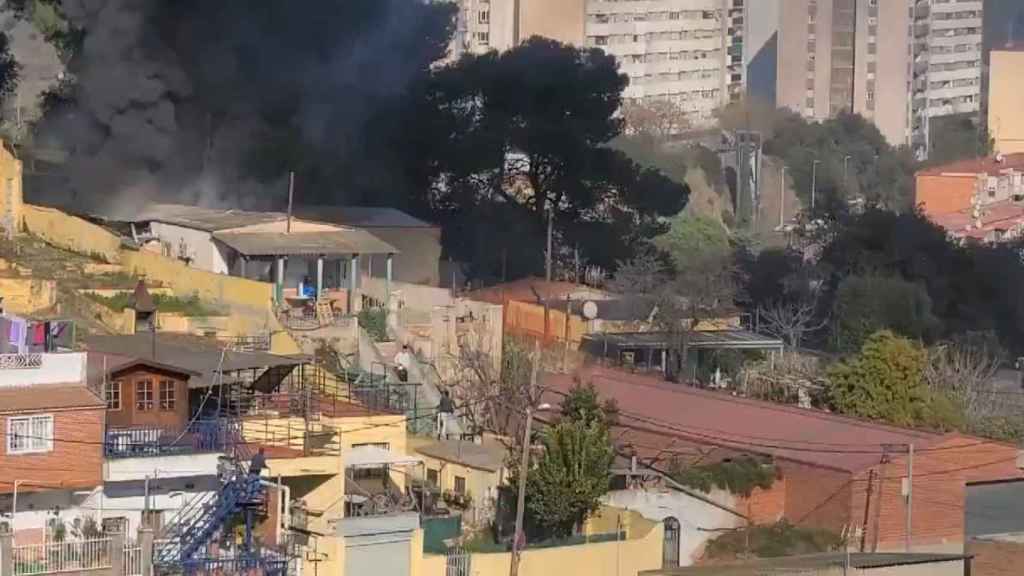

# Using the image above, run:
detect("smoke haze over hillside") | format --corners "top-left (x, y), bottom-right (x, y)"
top-left (27, 0), bottom-right (453, 216)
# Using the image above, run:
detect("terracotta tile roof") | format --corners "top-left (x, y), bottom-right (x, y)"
top-left (928, 199), bottom-right (1024, 239)
top-left (0, 384), bottom-right (104, 413)
top-left (542, 367), bottom-right (944, 473)
top-left (917, 153), bottom-right (1024, 177)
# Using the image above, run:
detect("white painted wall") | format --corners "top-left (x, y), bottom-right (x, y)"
top-left (96, 476), bottom-right (220, 535)
top-left (150, 222), bottom-right (227, 274)
top-left (604, 488), bottom-right (745, 567)
top-left (0, 352), bottom-right (87, 387)
top-left (104, 452), bottom-right (222, 482)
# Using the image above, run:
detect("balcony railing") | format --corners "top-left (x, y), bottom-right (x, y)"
top-left (104, 420), bottom-right (234, 459)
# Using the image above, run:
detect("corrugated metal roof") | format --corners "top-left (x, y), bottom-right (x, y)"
top-left (212, 229), bottom-right (397, 256)
top-left (0, 383), bottom-right (104, 413)
top-left (293, 205), bottom-right (437, 229)
top-left (84, 334), bottom-right (307, 389)
top-left (133, 204), bottom-right (286, 232)
top-left (641, 553), bottom-right (969, 575)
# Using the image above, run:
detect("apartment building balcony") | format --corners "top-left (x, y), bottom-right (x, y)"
top-left (932, 17), bottom-right (982, 31)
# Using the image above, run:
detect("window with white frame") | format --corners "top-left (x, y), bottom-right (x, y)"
top-left (7, 415), bottom-right (54, 455)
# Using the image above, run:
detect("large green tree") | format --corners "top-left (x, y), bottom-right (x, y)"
top-left (520, 383), bottom-right (615, 538)
top-left (413, 38), bottom-right (688, 280)
top-left (831, 275), bottom-right (941, 353)
top-left (827, 330), bottom-right (962, 430)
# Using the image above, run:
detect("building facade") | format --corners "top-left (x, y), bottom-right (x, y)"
top-left (777, 0), bottom-right (982, 158)
top-left (915, 153), bottom-right (1024, 243)
top-left (443, 0), bottom-right (751, 127)
top-left (988, 47), bottom-right (1024, 155)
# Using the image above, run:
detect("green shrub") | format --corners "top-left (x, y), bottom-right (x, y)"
top-left (670, 456), bottom-right (776, 497)
top-left (704, 521), bottom-right (843, 560)
top-left (359, 307), bottom-right (389, 342)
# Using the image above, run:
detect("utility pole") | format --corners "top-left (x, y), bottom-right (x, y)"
top-left (545, 208), bottom-right (553, 282)
top-left (510, 341), bottom-right (542, 576)
top-left (843, 155), bottom-right (851, 187)
top-left (779, 165), bottom-right (787, 228)
top-left (905, 443), bottom-right (914, 552)
top-left (287, 171), bottom-right (295, 234)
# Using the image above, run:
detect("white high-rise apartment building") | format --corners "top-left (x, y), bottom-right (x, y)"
top-left (778, 0), bottom-right (982, 158)
top-left (583, 1), bottom-right (731, 126)
top-left (911, 0), bottom-right (984, 158)
top-left (441, 0), bottom-right (749, 128)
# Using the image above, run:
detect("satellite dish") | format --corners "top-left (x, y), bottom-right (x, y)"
top-left (582, 300), bottom-right (599, 320)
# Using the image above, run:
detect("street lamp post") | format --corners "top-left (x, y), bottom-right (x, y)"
top-left (779, 165), bottom-right (787, 228)
top-left (811, 159), bottom-right (821, 213)
top-left (843, 155), bottom-right (851, 185)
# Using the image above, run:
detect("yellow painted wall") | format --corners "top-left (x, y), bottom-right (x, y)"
top-left (0, 278), bottom-right (56, 314)
top-left (409, 506), bottom-right (661, 576)
top-left (0, 142), bottom-right (23, 238)
top-left (989, 50), bottom-right (1024, 155)
top-left (302, 533), bottom-right (345, 576)
top-left (121, 248), bottom-right (274, 310)
top-left (23, 204), bottom-right (122, 262)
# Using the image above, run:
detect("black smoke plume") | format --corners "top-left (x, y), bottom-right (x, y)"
top-left (28, 0), bottom-right (454, 215)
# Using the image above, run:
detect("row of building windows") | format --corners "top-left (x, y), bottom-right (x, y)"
top-left (928, 77), bottom-right (980, 90)
top-left (929, 94), bottom-right (978, 106)
top-left (590, 28), bottom-right (719, 45)
top-left (588, 10), bottom-right (718, 24)
top-left (617, 50), bottom-right (722, 64)
top-left (928, 42), bottom-right (983, 55)
top-left (932, 10), bottom-right (982, 20)
top-left (629, 69), bottom-right (720, 84)
top-left (105, 379), bottom-right (177, 412)
top-left (928, 59), bottom-right (980, 72)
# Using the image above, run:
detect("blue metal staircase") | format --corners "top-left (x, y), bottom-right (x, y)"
top-left (153, 426), bottom-right (288, 575)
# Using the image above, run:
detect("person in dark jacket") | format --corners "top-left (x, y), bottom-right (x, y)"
top-left (249, 447), bottom-right (267, 477)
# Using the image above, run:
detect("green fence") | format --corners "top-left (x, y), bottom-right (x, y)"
top-left (423, 516), bottom-right (462, 554)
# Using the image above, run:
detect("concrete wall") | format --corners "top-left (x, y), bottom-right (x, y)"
top-left (604, 489), bottom-right (744, 566)
top-left (438, 513), bottom-right (663, 576)
top-left (23, 204), bottom-right (122, 263)
top-left (866, 0), bottom-right (911, 146)
top-left (915, 174), bottom-right (976, 216)
top-left (989, 50), bottom-right (1024, 155)
top-left (0, 352), bottom-right (86, 387)
top-left (0, 143), bottom-right (22, 239)
top-left (121, 248), bottom-right (274, 311)
top-left (360, 228), bottom-right (442, 287)
top-left (0, 277), bottom-right (56, 314)
top-left (149, 222), bottom-right (226, 274)
top-left (520, 0), bottom-right (584, 46)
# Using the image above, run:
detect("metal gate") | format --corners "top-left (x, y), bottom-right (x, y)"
top-left (663, 517), bottom-right (680, 568)
top-left (446, 546), bottom-right (471, 576)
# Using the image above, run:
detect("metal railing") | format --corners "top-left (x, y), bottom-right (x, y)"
top-left (123, 545), bottom-right (143, 576)
top-left (104, 420), bottom-right (232, 459)
top-left (0, 354), bottom-right (42, 370)
top-left (12, 538), bottom-right (111, 575)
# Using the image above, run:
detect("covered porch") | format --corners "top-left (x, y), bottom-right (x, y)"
top-left (212, 228), bottom-right (399, 315)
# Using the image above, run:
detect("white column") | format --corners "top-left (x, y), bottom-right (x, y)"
top-left (316, 256), bottom-right (324, 299)
top-left (275, 257), bottom-right (285, 303)
top-left (386, 253), bottom-right (394, 305)
top-left (348, 254), bottom-right (359, 314)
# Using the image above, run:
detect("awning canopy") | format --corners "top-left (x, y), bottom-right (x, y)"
top-left (582, 330), bottom-right (784, 351)
top-left (345, 445), bottom-right (423, 469)
top-left (213, 230), bottom-right (397, 257)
